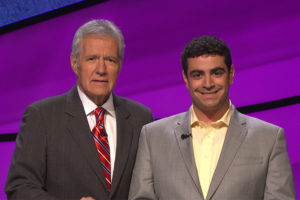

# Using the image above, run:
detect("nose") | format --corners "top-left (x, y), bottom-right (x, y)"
top-left (95, 58), bottom-right (106, 75)
top-left (203, 75), bottom-right (214, 89)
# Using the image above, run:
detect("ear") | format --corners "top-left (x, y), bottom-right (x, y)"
top-left (70, 54), bottom-right (79, 76)
top-left (182, 70), bottom-right (189, 88)
top-left (229, 65), bottom-right (235, 85)
top-left (117, 61), bottom-right (122, 75)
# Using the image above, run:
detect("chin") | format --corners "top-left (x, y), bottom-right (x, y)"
top-left (198, 102), bottom-right (220, 110)
top-left (91, 87), bottom-right (109, 94)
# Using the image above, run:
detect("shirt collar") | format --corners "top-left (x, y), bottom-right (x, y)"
top-left (77, 86), bottom-right (115, 117)
top-left (190, 101), bottom-right (233, 127)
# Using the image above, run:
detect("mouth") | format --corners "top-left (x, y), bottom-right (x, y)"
top-left (92, 80), bottom-right (108, 84)
top-left (200, 90), bottom-right (218, 95)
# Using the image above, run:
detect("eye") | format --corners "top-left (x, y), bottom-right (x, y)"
top-left (87, 56), bottom-right (97, 61)
top-left (190, 72), bottom-right (203, 79)
top-left (213, 70), bottom-right (225, 77)
top-left (192, 73), bottom-right (200, 77)
top-left (105, 56), bottom-right (118, 64)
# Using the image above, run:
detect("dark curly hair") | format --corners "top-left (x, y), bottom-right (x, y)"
top-left (181, 35), bottom-right (232, 76)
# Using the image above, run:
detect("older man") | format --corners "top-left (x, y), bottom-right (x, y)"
top-left (129, 36), bottom-right (295, 200)
top-left (6, 19), bottom-right (153, 200)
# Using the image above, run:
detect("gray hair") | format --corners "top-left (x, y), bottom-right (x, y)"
top-left (72, 19), bottom-right (124, 61)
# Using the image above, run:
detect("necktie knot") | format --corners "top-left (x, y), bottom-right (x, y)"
top-left (94, 107), bottom-right (106, 125)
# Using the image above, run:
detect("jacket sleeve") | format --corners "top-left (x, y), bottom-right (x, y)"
top-left (129, 125), bottom-right (158, 200)
top-left (5, 105), bottom-right (58, 200)
top-left (264, 128), bottom-right (296, 200)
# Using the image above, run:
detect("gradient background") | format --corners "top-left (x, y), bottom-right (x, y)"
top-left (0, 0), bottom-right (299, 199)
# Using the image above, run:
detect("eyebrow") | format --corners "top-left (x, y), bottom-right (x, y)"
top-left (104, 55), bottom-right (118, 60)
top-left (189, 69), bottom-right (203, 76)
top-left (189, 66), bottom-right (226, 76)
top-left (86, 54), bottom-right (99, 58)
top-left (211, 67), bottom-right (226, 73)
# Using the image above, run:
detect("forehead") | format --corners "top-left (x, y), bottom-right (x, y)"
top-left (80, 35), bottom-right (118, 54)
top-left (187, 54), bottom-right (227, 71)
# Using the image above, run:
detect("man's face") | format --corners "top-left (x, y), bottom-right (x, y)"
top-left (71, 35), bottom-right (121, 105)
top-left (183, 54), bottom-right (234, 114)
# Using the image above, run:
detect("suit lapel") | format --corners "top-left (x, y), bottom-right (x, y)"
top-left (64, 87), bottom-right (108, 189)
top-left (206, 110), bottom-right (247, 200)
top-left (174, 110), bottom-right (203, 196)
top-left (110, 95), bottom-right (133, 195)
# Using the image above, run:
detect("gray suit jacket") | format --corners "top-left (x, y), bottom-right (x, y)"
top-left (5, 86), bottom-right (153, 200)
top-left (129, 109), bottom-right (296, 200)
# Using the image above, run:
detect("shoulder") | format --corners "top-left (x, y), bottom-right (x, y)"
top-left (27, 86), bottom-right (78, 111)
top-left (28, 92), bottom-right (68, 112)
top-left (229, 111), bottom-right (287, 156)
top-left (113, 95), bottom-right (154, 126)
top-left (17, 90), bottom-right (73, 137)
top-left (147, 112), bottom-right (186, 128)
top-left (238, 111), bottom-right (281, 130)
top-left (142, 112), bottom-right (187, 137)
top-left (234, 110), bottom-right (283, 139)
top-left (139, 112), bottom-right (188, 145)
top-left (113, 95), bottom-right (152, 115)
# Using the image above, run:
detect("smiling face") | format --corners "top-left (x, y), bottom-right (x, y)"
top-left (183, 54), bottom-right (234, 117)
top-left (71, 35), bottom-right (121, 105)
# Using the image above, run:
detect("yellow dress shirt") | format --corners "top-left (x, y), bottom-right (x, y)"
top-left (191, 104), bottom-right (233, 199)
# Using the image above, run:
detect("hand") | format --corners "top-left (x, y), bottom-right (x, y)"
top-left (80, 197), bottom-right (96, 200)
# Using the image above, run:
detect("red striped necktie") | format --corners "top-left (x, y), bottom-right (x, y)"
top-left (92, 107), bottom-right (111, 190)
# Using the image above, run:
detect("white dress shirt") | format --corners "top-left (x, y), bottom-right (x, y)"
top-left (77, 86), bottom-right (117, 178)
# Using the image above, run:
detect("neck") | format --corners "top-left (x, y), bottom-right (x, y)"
top-left (92, 95), bottom-right (109, 107)
top-left (193, 102), bottom-right (230, 125)
top-left (77, 85), bottom-right (110, 106)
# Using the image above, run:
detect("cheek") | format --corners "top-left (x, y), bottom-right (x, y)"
top-left (189, 80), bottom-right (201, 90)
top-left (81, 67), bottom-right (93, 76)
top-left (78, 70), bottom-right (92, 84)
top-left (217, 78), bottom-right (229, 87)
top-left (110, 69), bottom-right (120, 80)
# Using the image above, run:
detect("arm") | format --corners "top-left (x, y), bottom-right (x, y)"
top-left (129, 125), bottom-right (157, 200)
top-left (264, 128), bottom-right (296, 200)
top-left (5, 105), bottom-right (57, 200)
